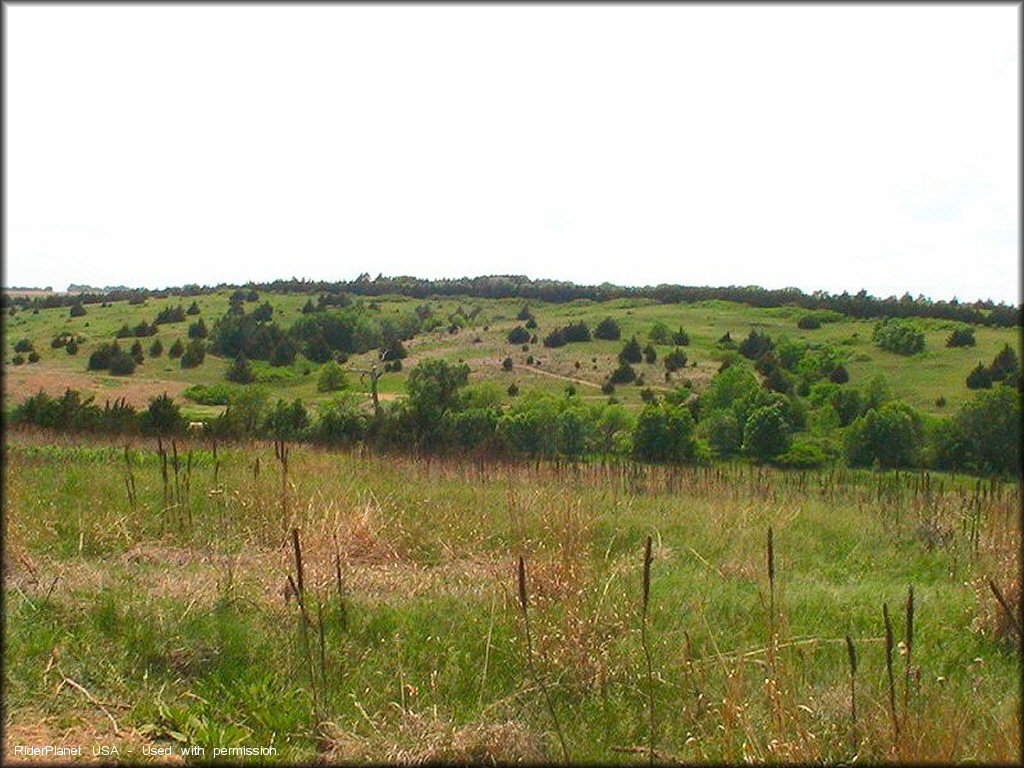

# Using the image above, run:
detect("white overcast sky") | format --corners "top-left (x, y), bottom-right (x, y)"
top-left (5, 4), bottom-right (1020, 303)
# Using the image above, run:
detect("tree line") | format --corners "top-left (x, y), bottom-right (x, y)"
top-left (5, 274), bottom-right (1019, 326)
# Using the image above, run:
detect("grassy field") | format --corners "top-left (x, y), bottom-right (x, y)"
top-left (3, 291), bottom-right (1019, 420)
top-left (3, 430), bottom-right (1020, 764)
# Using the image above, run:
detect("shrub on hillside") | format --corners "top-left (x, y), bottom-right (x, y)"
top-left (946, 327), bottom-right (976, 347)
top-left (594, 317), bottom-right (621, 340)
top-left (507, 326), bottom-right (531, 344)
top-left (316, 361), bottom-right (347, 392)
top-left (619, 337), bottom-right (642, 364)
top-left (872, 318), bottom-right (925, 355)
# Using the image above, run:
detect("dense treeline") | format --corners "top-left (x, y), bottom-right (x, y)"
top-left (12, 357), bottom-right (1021, 477)
top-left (5, 274), bottom-right (1019, 326)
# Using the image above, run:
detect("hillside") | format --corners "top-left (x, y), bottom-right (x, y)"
top-left (3, 287), bottom-right (1019, 421)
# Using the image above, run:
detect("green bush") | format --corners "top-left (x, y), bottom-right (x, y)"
top-left (773, 442), bottom-right (829, 469)
top-left (316, 361), bottom-right (348, 392)
top-left (226, 354), bottom-right (257, 384)
top-left (872, 318), bottom-right (924, 355)
top-left (507, 326), bottom-right (530, 344)
top-left (742, 403), bottom-right (791, 461)
top-left (632, 402), bottom-right (699, 463)
top-left (845, 401), bottom-right (923, 469)
top-left (594, 317), bottom-right (621, 340)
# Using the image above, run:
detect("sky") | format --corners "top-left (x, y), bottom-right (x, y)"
top-left (4, 4), bottom-right (1020, 304)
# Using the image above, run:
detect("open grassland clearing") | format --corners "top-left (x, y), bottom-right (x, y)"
top-left (4, 432), bottom-right (1020, 763)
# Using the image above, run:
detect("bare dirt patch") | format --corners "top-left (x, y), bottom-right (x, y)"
top-left (3, 366), bottom-right (188, 409)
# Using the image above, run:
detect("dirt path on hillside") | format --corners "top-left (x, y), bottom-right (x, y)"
top-left (512, 364), bottom-right (603, 389)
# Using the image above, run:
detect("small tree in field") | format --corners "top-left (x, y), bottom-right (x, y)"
top-left (169, 339), bottom-right (185, 359)
top-left (742, 404), bottom-right (790, 461)
top-left (149, 339), bottom-right (164, 357)
top-left (317, 361), bottom-right (347, 392)
top-left (619, 337), bottom-right (642, 364)
top-left (226, 354), bottom-right (256, 384)
top-left (594, 317), bottom-right (621, 340)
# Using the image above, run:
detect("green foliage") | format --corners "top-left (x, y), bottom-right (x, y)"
top-left (316, 361), bottom-right (348, 392)
top-left (129, 340), bottom-right (145, 365)
top-left (501, 356), bottom-right (513, 371)
top-left (69, 302), bottom-right (87, 317)
top-left (169, 339), bottom-right (185, 358)
top-left (184, 383), bottom-right (241, 405)
top-left (313, 393), bottom-right (369, 446)
top-left (966, 363), bottom-right (992, 390)
top-left (88, 342), bottom-right (136, 375)
top-left (703, 410), bottom-right (743, 457)
top-left (262, 398), bottom-right (309, 439)
top-left (797, 315), bottom-right (821, 329)
top-left (700, 365), bottom-right (759, 414)
top-left (845, 401), bottom-right (923, 468)
top-left (872, 318), bottom-right (925, 355)
top-left (742, 403), bottom-right (791, 461)
top-left (188, 319), bottom-right (208, 339)
top-left (671, 327), bottom-right (690, 346)
top-left (186, 300), bottom-right (201, 315)
top-left (648, 322), bottom-right (670, 344)
top-left (14, 338), bottom-right (33, 353)
top-left (155, 304), bottom-right (187, 324)
top-left (939, 386), bottom-right (1021, 475)
top-left (663, 348), bottom-right (687, 372)
top-left (609, 362), bottom-right (636, 384)
top-left (507, 326), bottom-right (530, 344)
top-left (226, 354), bottom-right (257, 384)
top-left (149, 338), bottom-right (164, 357)
top-left (180, 339), bottom-right (206, 369)
top-left (642, 343), bottom-right (657, 364)
top-left (619, 337), bottom-right (642, 364)
top-left (594, 317), bottom-right (621, 340)
top-left (773, 441), bottom-right (829, 469)
top-left (632, 401), bottom-right (699, 463)
top-left (945, 327), bottom-right (976, 347)
top-left (988, 343), bottom-right (1019, 382)
top-left (141, 393), bottom-right (185, 436)
top-left (738, 330), bottom-right (772, 359)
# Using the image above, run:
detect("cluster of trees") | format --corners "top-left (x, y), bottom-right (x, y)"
top-left (872, 318), bottom-right (925, 355)
top-left (543, 322), bottom-right (591, 348)
top-left (12, 350), bottom-right (1021, 476)
top-left (946, 327), bottom-right (976, 347)
top-left (116, 321), bottom-right (158, 338)
top-left (9, 276), bottom-right (1018, 328)
top-left (966, 344), bottom-right (1020, 390)
top-left (88, 342), bottom-right (138, 375)
top-left (13, 390), bottom-right (186, 436)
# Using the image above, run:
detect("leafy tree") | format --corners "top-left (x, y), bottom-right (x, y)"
top-left (507, 326), bottom-right (531, 344)
top-left (168, 339), bottom-right (185, 358)
top-left (945, 387), bottom-right (1021, 475)
top-left (845, 401), bottom-right (923, 468)
top-left (226, 354), bottom-right (256, 384)
top-left (945, 327), bottom-right (975, 347)
top-left (180, 339), bottom-right (206, 369)
top-left (648, 322), bottom-right (670, 344)
top-left (831, 387), bottom-right (863, 427)
top-left (643, 344), bottom-right (658, 364)
top-left (310, 360), bottom-right (345, 392)
top-left (141, 393), bottom-right (185, 436)
top-left (872, 318), bottom-right (924, 355)
top-left (704, 411), bottom-right (743, 457)
top-left (149, 339), bottom-right (163, 357)
top-left (966, 363), bottom-right (993, 390)
top-left (263, 398), bottom-right (309, 439)
top-left (594, 317), bottom-right (621, 340)
top-left (762, 366), bottom-right (794, 394)
top-left (700, 365), bottom-right (759, 414)
top-left (742, 404), bottom-right (791, 461)
top-left (663, 348), bottom-right (687, 372)
top-left (70, 302), bottom-right (87, 317)
top-left (632, 402), bottom-right (699, 463)
top-left (619, 337), bottom-right (642, 364)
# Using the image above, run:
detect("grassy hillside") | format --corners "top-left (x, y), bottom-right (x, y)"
top-left (4, 435), bottom-right (1019, 763)
top-left (3, 289), bottom-right (1018, 420)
